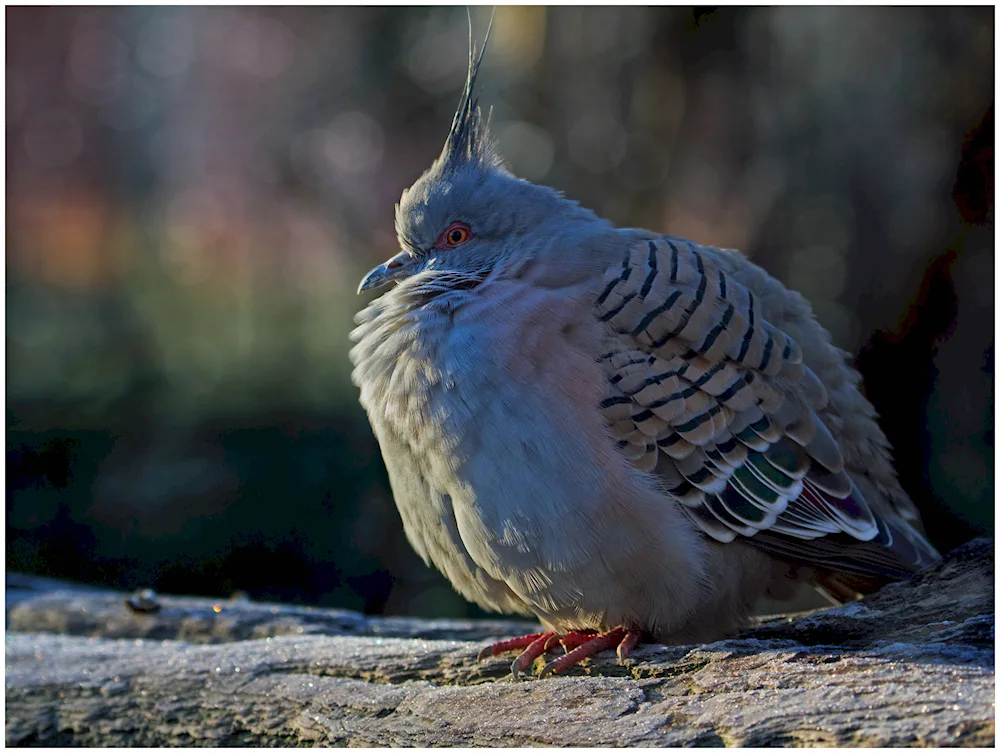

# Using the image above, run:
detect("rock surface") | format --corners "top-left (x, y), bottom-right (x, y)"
top-left (5, 538), bottom-right (995, 747)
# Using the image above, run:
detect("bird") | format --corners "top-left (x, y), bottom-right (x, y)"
top-left (349, 21), bottom-right (940, 679)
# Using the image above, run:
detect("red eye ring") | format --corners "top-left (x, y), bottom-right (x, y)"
top-left (437, 222), bottom-right (471, 249)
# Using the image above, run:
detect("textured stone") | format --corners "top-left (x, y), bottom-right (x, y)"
top-left (5, 538), bottom-right (994, 747)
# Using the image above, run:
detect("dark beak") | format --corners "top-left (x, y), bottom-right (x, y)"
top-left (357, 251), bottom-right (416, 294)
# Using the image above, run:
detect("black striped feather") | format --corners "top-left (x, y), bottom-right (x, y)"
top-left (704, 446), bottom-right (737, 474)
top-left (714, 433), bottom-right (749, 468)
top-left (657, 434), bottom-right (697, 460)
top-left (598, 238), bottom-right (804, 379)
top-left (704, 495), bottom-right (759, 537)
top-left (748, 413), bottom-right (782, 444)
top-left (805, 460), bottom-right (853, 497)
top-left (673, 451), bottom-right (729, 494)
top-left (733, 425), bottom-right (771, 452)
top-left (632, 444), bottom-right (658, 472)
top-left (761, 438), bottom-right (810, 480)
top-left (632, 410), bottom-right (670, 438)
top-left (743, 452), bottom-right (803, 499)
top-left (597, 237), bottom-right (934, 581)
top-left (680, 502), bottom-right (737, 543)
top-left (719, 485), bottom-right (780, 527)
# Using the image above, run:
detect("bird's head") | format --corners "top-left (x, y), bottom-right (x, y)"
top-left (358, 17), bottom-right (607, 295)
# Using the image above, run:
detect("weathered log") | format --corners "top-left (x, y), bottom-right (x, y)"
top-left (5, 538), bottom-right (994, 746)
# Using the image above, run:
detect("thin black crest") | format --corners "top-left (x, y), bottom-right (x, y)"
top-left (437, 9), bottom-right (496, 172)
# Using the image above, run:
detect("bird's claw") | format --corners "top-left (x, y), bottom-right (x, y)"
top-left (509, 633), bottom-right (551, 680)
top-left (477, 627), bottom-right (642, 678)
top-left (616, 629), bottom-right (641, 664)
top-left (476, 631), bottom-right (552, 665)
top-left (477, 628), bottom-right (640, 680)
top-left (537, 658), bottom-right (560, 679)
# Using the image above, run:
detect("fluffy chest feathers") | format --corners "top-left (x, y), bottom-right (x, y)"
top-left (351, 269), bottom-right (608, 469)
top-left (350, 266), bottom-right (683, 621)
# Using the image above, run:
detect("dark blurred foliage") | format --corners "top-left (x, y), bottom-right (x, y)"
top-left (7, 7), bottom-right (994, 618)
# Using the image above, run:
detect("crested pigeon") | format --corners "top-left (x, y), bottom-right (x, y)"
top-left (349, 27), bottom-right (940, 679)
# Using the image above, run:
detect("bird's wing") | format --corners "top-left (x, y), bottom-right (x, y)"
top-left (595, 237), bottom-right (937, 579)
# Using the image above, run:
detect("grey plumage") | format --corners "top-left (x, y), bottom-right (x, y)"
top-left (350, 29), bottom-right (939, 662)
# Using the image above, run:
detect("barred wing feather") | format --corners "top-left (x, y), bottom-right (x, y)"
top-left (596, 237), bottom-right (928, 579)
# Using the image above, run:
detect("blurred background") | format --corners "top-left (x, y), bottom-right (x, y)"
top-left (7, 6), bottom-right (994, 619)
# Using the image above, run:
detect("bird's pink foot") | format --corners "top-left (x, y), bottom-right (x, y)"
top-left (477, 627), bottom-right (643, 678)
top-left (509, 632), bottom-right (554, 679)
top-left (476, 631), bottom-right (553, 662)
top-left (543, 630), bottom-right (598, 653)
top-left (538, 627), bottom-right (642, 678)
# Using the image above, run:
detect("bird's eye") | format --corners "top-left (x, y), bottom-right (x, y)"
top-left (437, 222), bottom-right (471, 249)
